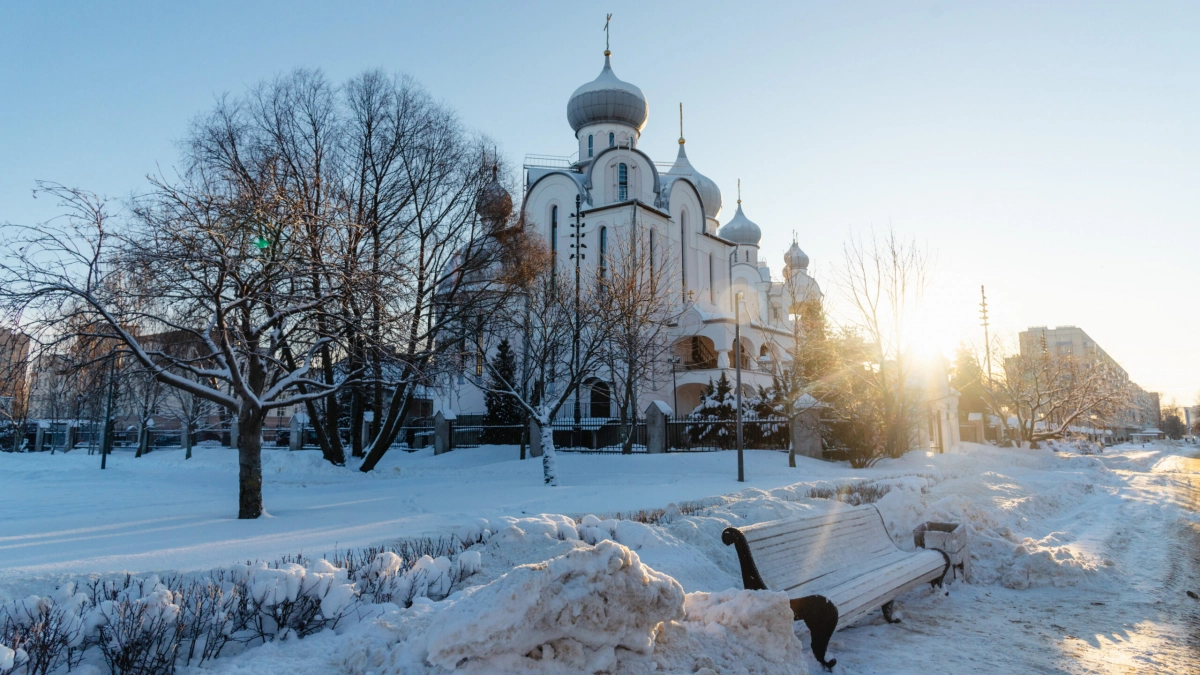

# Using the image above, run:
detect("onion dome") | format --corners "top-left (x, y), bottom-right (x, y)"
top-left (567, 52), bottom-right (649, 133)
top-left (477, 165), bottom-right (512, 223)
top-left (719, 202), bottom-right (761, 246)
top-left (784, 241), bottom-right (810, 270)
top-left (667, 142), bottom-right (723, 220)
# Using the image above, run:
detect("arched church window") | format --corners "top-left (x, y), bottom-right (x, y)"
top-left (551, 205), bottom-right (558, 253)
top-left (649, 230), bottom-right (656, 274)
top-left (708, 253), bottom-right (714, 304)
top-left (679, 210), bottom-right (687, 293)
top-left (618, 163), bottom-right (628, 201)
top-left (599, 226), bottom-right (608, 278)
top-left (745, 250), bottom-right (750, 262)
top-left (608, 132), bottom-right (615, 148)
top-left (588, 135), bottom-right (594, 158)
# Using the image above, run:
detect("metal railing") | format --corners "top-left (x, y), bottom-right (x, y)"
top-left (665, 415), bottom-right (789, 452)
top-left (524, 154), bottom-right (577, 170)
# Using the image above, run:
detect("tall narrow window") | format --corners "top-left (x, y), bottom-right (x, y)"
top-left (649, 230), bottom-right (656, 275)
top-left (588, 135), bottom-right (594, 158)
top-left (708, 254), bottom-right (714, 304)
top-left (608, 132), bottom-right (615, 148)
top-left (599, 226), bottom-right (608, 278)
top-left (680, 211), bottom-right (687, 293)
top-left (618, 163), bottom-right (628, 201)
top-left (551, 206), bottom-right (558, 252)
top-left (745, 250), bottom-right (750, 262)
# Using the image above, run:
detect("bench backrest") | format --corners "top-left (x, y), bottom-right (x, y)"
top-left (736, 503), bottom-right (898, 595)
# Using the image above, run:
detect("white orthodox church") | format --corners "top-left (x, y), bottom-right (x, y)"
top-left (437, 47), bottom-right (823, 420)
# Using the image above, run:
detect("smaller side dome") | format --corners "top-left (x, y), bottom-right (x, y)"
top-left (784, 241), bottom-right (809, 270)
top-left (666, 143), bottom-right (722, 220)
top-left (477, 165), bottom-right (512, 223)
top-left (719, 203), bottom-right (761, 246)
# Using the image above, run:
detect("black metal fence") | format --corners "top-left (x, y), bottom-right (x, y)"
top-left (665, 415), bottom-right (790, 452)
top-left (549, 417), bottom-right (647, 453)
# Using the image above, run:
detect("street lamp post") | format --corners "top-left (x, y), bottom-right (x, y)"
top-left (569, 194), bottom-right (586, 444)
top-left (735, 291), bottom-right (744, 483)
top-left (668, 356), bottom-right (681, 414)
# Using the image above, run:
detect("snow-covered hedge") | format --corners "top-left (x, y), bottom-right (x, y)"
top-left (0, 534), bottom-right (488, 675)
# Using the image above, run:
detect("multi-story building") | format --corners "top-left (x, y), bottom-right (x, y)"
top-left (0, 327), bottom-right (31, 417)
top-left (1017, 325), bottom-right (1159, 441)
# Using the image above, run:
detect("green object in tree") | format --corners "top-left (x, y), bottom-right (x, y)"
top-left (253, 236), bottom-right (270, 250)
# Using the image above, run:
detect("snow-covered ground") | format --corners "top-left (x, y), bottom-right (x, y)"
top-left (2, 441), bottom-right (1198, 673)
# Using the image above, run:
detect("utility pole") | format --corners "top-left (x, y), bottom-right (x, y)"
top-left (100, 354), bottom-right (117, 469)
top-left (569, 194), bottom-right (585, 441)
top-left (735, 291), bottom-right (745, 483)
top-left (979, 285), bottom-right (992, 385)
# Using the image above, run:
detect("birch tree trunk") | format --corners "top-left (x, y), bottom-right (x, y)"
top-left (537, 407), bottom-right (558, 486)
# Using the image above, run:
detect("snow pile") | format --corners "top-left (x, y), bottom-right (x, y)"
top-left (339, 540), bottom-right (806, 675)
top-left (651, 589), bottom-right (807, 674)
top-left (0, 643), bottom-right (14, 672)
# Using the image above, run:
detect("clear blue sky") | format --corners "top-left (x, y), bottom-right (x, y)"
top-left (3, 1), bottom-right (1198, 405)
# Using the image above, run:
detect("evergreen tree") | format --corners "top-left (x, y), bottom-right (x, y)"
top-left (481, 339), bottom-right (523, 444)
top-left (951, 344), bottom-right (988, 421)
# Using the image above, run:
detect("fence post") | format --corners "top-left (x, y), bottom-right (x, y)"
top-left (529, 418), bottom-right (543, 457)
top-left (361, 411), bottom-right (373, 450)
top-left (646, 401), bottom-right (670, 454)
top-left (35, 422), bottom-right (46, 453)
top-left (791, 408), bottom-right (823, 459)
top-left (66, 424), bottom-right (78, 451)
top-left (434, 410), bottom-right (456, 455)
top-left (289, 413), bottom-right (303, 451)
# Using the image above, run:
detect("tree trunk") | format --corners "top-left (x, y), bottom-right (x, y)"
top-left (538, 408), bottom-right (558, 486)
top-left (184, 418), bottom-right (193, 460)
top-left (237, 404), bottom-right (265, 519)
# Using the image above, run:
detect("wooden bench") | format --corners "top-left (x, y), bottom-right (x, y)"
top-left (722, 503), bottom-right (950, 669)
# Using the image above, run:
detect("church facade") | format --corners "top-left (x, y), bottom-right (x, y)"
top-left (436, 48), bottom-right (822, 419)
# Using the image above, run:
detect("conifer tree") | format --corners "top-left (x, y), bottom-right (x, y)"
top-left (481, 339), bottom-right (522, 444)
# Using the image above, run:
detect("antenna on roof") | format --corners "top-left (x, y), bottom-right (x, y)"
top-left (604, 14), bottom-right (612, 55)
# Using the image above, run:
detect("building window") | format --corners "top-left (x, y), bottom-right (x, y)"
top-left (608, 132), bottom-right (615, 148)
top-left (708, 253), bottom-right (714, 304)
top-left (588, 135), bottom-right (593, 158)
top-left (649, 230), bottom-right (656, 274)
top-left (680, 210), bottom-right (687, 293)
top-left (551, 206), bottom-right (558, 252)
top-left (745, 250), bottom-right (750, 262)
top-left (618, 163), bottom-right (628, 201)
top-left (599, 226), bottom-right (608, 278)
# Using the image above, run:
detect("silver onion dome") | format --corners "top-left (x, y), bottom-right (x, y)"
top-left (477, 165), bottom-right (512, 223)
top-left (567, 53), bottom-right (649, 133)
top-left (784, 241), bottom-right (810, 270)
top-left (719, 202), bottom-right (762, 246)
top-left (666, 142), bottom-right (723, 220)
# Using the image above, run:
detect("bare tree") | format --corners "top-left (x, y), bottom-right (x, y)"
top-left (469, 237), bottom-right (612, 485)
top-left (596, 220), bottom-right (687, 453)
top-left (982, 341), bottom-right (1130, 446)
top-left (834, 229), bottom-right (932, 463)
top-left (0, 169), bottom-right (356, 518)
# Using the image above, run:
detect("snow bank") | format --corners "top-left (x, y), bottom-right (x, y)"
top-left (339, 540), bottom-right (806, 675)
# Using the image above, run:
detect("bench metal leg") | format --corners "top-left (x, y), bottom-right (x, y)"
top-left (881, 600), bottom-right (901, 623)
top-left (791, 595), bottom-right (839, 671)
